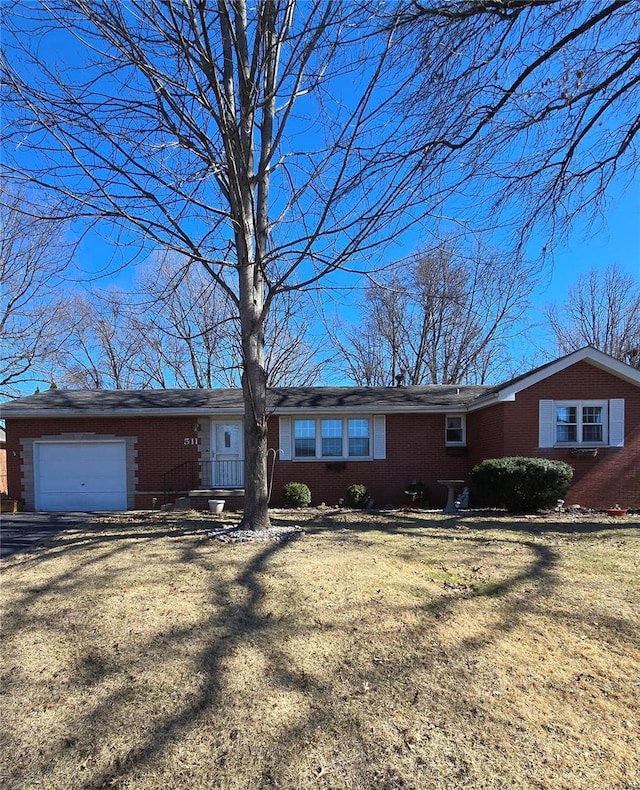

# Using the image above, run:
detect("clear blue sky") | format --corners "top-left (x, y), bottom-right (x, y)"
top-left (521, 181), bottom-right (640, 363)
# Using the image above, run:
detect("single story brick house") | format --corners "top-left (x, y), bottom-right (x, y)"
top-left (2, 347), bottom-right (639, 512)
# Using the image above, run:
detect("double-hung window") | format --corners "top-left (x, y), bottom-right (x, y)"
top-left (555, 401), bottom-right (605, 445)
top-left (294, 420), bottom-right (316, 457)
top-left (540, 399), bottom-right (625, 448)
top-left (292, 417), bottom-right (371, 459)
top-left (321, 419), bottom-right (343, 457)
top-left (348, 419), bottom-right (370, 457)
top-left (445, 415), bottom-right (466, 445)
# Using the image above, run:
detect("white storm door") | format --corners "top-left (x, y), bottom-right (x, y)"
top-left (35, 441), bottom-right (127, 512)
top-left (211, 422), bottom-right (244, 487)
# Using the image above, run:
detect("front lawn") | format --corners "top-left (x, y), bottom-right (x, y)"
top-left (1, 510), bottom-right (638, 789)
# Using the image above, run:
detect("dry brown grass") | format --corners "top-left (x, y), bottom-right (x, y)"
top-left (1, 509), bottom-right (639, 790)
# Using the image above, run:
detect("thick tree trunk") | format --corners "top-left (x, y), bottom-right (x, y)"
top-left (240, 357), bottom-right (270, 531)
top-left (238, 263), bottom-right (271, 531)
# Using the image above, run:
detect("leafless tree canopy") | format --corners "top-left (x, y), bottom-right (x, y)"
top-left (329, 238), bottom-right (539, 386)
top-left (53, 256), bottom-right (324, 389)
top-left (547, 264), bottom-right (640, 367)
top-left (392, 0), bottom-right (640, 241)
top-left (2, 1), bottom-right (446, 528)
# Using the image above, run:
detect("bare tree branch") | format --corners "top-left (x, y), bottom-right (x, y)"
top-left (393, 0), bottom-right (640, 241)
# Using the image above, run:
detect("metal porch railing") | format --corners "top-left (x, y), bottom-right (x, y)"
top-left (163, 460), bottom-right (244, 497)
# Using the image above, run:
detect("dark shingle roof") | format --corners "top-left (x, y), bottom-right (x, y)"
top-left (270, 386), bottom-right (490, 410)
top-left (1, 384), bottom-right (492, 417)
top-left (0, 388), bottom-right (244, 415)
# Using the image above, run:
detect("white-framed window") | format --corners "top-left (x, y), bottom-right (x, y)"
top-left (539, 399), bottom-right (625, 448)
top-left (555, 401), bottom-right (606, 444)
top-left (291, 417), bottom-right (371, 459)
top-left (445, 414), bottom-right (466, 445)
top-left (293, 419), bottom-right (316, 457)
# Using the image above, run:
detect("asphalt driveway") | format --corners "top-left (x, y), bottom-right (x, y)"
top-left (0, 513), bottom-right (93, 559)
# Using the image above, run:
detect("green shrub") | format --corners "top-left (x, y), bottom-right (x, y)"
top-left (346, 484), bottom-right (369, 509)
top-left (470, 456), bottom-right (573, 513)
top-left (283, 482), bottom-right (311, 508)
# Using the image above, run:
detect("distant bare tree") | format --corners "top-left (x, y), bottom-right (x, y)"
top-left (132, 256), bottom-right (323, 388)
top-left (547, 264), bottom-right (640, 367)
top-left (57, 292), bottom-right (144, 389)
top-left (263, 291), bottom-right (325, 387)
top-left (132, 257), bottom-right (239, 389)
top-left (54, 255), bottom-right (324, 389)
top-left (332, 238), bottom-right (539, 385)
top-left (0, 184), bottom-right (71, 396)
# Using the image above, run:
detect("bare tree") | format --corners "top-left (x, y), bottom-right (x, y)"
top-left (54, 256), bottom-right (324, 389)
top-left (2, 2), bottom-right (439, 528)
top-left (132, 255), bottom-right (324, 388)
top-left (331, 238), bottom-right (539, 385)
top-left (0, 183), bottom-right (71, 396)
top-left (392, 0), bottom-right (640, 241)
top-left (546, 264), bottom-right (640, 367)
top-left (263, 291), bottom-right (326, 387)
top-left (132, 257), bottom-right (240, 389)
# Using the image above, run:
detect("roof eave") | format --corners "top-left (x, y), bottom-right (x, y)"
top-left (466, 392), bottom-right (505, 411)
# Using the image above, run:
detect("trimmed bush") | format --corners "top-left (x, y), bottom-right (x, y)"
top-left (470, 456), bottom-right (573, 513)
top-left (346, 484), bottom-right (369, 509)
top-left (283, 482), bottom-right (311, 508)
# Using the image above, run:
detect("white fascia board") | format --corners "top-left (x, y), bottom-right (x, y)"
top-left (581, 350), bottom-right (640, 386)
top-left (5, 404), bottom-right (470, 418)
top-left (466, 392), bottom-right (513, 411)
top-left (493, 347), bottom-right (640, 402)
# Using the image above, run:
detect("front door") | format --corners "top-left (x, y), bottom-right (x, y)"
top-left (211, 421), bottom-right (244, 487)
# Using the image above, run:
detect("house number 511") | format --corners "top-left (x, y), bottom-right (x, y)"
top-left (184, 438), bottom-right (199, 445)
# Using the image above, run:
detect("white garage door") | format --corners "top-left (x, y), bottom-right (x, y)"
top-left (35, 441), bottom-right (127, 512)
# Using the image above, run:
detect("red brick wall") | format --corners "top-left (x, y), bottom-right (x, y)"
top-left (268, 413), bottom-right (468, 508)
top-left (5, 416), bottom-right (201, 506)
top-left (463, 362), bottom-right (640, 509)
top-left (501, 361), bottom-right (640, 509)
top-left (467, 403), bottom-right (506, 466)
top-left (8, 412), bottom-right (468, 510)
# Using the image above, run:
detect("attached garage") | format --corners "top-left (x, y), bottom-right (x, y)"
top-left (34, 441), bottom-right (127, 512)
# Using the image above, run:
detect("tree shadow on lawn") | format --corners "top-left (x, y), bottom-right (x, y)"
top-left (0, 514), bottom-right (228, 647)
top-left (1, 516), bottom-right (567, 789)
top-left (1, 512), bottom-right (218, 570)
top-left (3, 510), bottom-right (637, 788)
